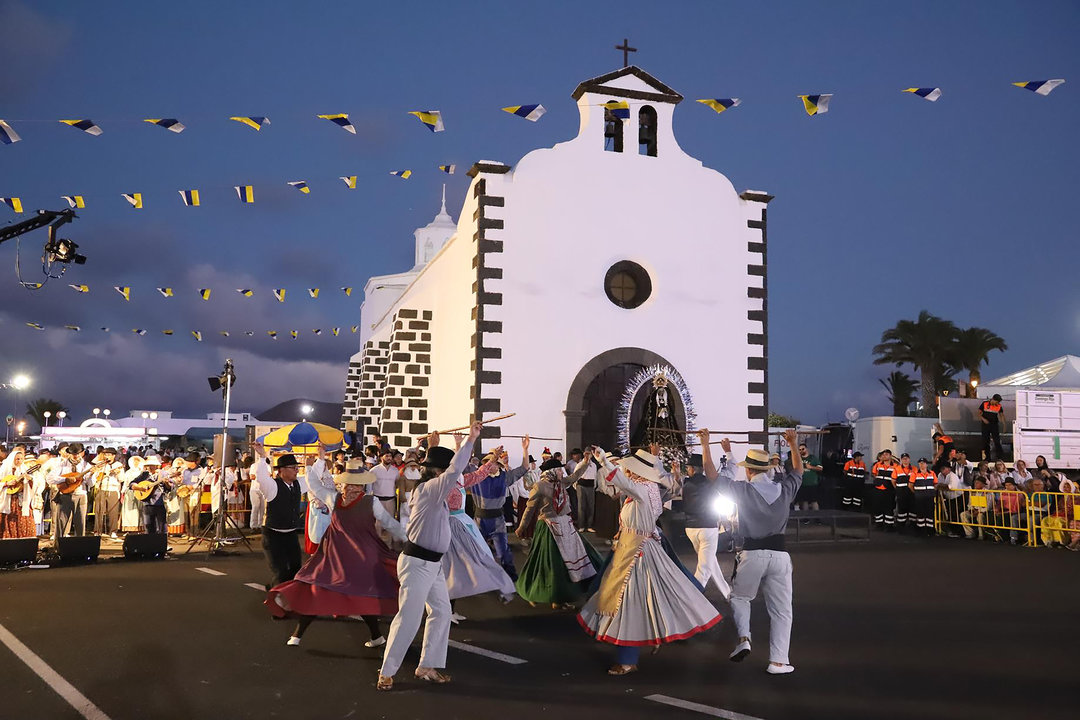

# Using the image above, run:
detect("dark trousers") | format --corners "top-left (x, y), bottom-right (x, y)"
top-left (912, 493), bottom-right (935, 530)
top-left (982, 424), bottom-right (1003, 461)
top-left (478, 516), bottom-right (517, 580)
top-left (141, 504), bottom-right (167, 534)
top-left (843, 477), bottom-right (864, 509)
top-left (262, 529), bottom-right (302, 587)
top-left (871, 488), bottom-right (895, 527)
top-left (895, 487), bottom-right (914, 526)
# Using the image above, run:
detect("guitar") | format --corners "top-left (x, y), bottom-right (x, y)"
top-left (3, 463), bottom-right (40, 495)
top-left (57, 466), bottom-right (98, 495)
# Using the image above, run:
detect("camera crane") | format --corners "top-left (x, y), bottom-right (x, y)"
top-left (0, 208), bottom-right (86, 264)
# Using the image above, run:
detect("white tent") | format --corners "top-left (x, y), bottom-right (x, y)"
top-left (979, 355), bottom-right (1080, 400)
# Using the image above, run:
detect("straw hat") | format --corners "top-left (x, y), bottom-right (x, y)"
top-left (143, 455), bottom-right (163, 468)
top-left (613, 449), bottom-right (664, 486)
top-left (737, 449), bottom-right (772, 472)
top-left (128, 455), bottom-right (145, 472)
top-left (337, 457), bottom-right (375, 485)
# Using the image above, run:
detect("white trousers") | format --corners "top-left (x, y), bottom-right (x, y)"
top-left (249, 493), bottom-right (265, 528)
top-left (380, 553), bottom-right (452, 678)
top-left (730, 549), bottom-right (793, 665)
top-left (685, 527), bottom-right (731, 599)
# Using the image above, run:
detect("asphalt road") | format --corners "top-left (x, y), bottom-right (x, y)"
top-left (1, 531), bottom-right (1077, 720)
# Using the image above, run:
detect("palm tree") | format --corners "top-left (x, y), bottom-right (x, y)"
top-left (26, 398), bottom-right (68, 432)
top-left (878, 371), bottom-right (919, 416)
top-left (951, 327), bottom-right (1008, 395)
top-left (872, 311), bottom-right (959, 416)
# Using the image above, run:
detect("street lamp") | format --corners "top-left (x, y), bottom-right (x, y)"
top-left (57, 411), bottom-right (66, 427)
top-left (301, 404), bottom-right (313, 421)
top-left (93, 408), bottom-right (101, 418)
top-left (43, 411), bottom-right (52, 427)
top-left (16, 420), bottom-right (25, 437)
top-left (102, 409), bottom-right (111, 419)
top-left (11, 375), bottom-right (29, 391)
top-left (149, 412), bottom-right (157, 420)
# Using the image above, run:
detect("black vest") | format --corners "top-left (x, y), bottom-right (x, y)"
top-left (265, 476), bottom-right (302, 531)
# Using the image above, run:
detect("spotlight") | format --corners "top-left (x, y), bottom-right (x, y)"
top-left (712, 494), bottom-right (737, 519)
top-left (208, 359), bottom-right (237, 393)
top-left (44, 237), bottom-right (87, 265)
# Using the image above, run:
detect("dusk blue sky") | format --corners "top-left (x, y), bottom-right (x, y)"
top-left (1, 0), bottom-right (1077, 428)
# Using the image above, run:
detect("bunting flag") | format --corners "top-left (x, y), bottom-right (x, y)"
top-left (390, 170), bottom-right (412, 179)
top-left (114, 286), bottom-right (131, 300)
top-left (313, 329), bottom-right (322, 336)
top-left (20, 282), bottom-right (43, 289)
top-left (26, 322), bottom-right (44, 330)
top-left (601, 100), bottom-right (630, 120)
top-left (235, 185), bottom-right (255, 203)
top-left (317, 113), bottom-right (356, 134)
top-left (179, 189), bottom-right (201, 206)
top-left (332, 327), bottom-right (340, 336)
top-left (230, 116), bottom-right (270, 131)
top-left (0, 119), bottom-right (21, 145)
top-left (157, 287), bottom-right (174, 298)
top-left (1, 197), bottom-right (23, 213)
top-left (268, 331), bottom-right (278, 339)
top-left (798, 94), bottom-right (832, 116)
top-left (438, 164), bottom-right (456, 175)
top-left (903, 87), bottom-right (942, 102)
top-left (307, 288), bottom-right (320, 298)
top-left (220, 331), bottom-right (230, 337)
top-left (192, 331), bottom-right (202, 342)
top-left (697, 98), bottom-right (742, 114)
top-left (288, 181), bottom-right (310, 194)
top-left (237, 288), bottom-right (254, 297)
top-left (199, 288), bottom-right (212, 301)
top-left (62, 195), bottom-right (86, 209)
top-left (290, 330), bottom-right (298, 339)
top-left (340, 175), bottom-right (357, 189)
top-left (245, 331), bottom-right (254, 336)
top-left (502, 104), bottom-right (546, 122)
top-left (122, 192), bottom-right (143, 209)
top-left (132, 329), bottom-right (147, 336)
top-left (144, 118), bottom-right (185, 133)
top-left (64, 325), bottom-right (80, 332)
top-left (162, 330), bottom-right (174, 336)
top-left (273, 288), bottom-right (286, 303)
top-left (341, 287), bottom-right (352, 296)
top-left (351, 325), bottom-right (358, 333)
top-left (1012, 79), bottom-right (1065, 96)
top-left (69, 284), bottom-right (89, 293)
top-left (16, 318), bottom-right (366, 337)
top-left (408, 110), bottom-right (444, 132)
top-left (60, 119), bottom-right (103, 136)
top-left (101, 327), bottom-right (110, 332)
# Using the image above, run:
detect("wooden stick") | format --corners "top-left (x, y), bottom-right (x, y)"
top-left (500, 434), bottom-right (563, 441)
top-left (436, 413), bottom-right (516, 434)
top-left (647, 426), bottom-right (829, 437)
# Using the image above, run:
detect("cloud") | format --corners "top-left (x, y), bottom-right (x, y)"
top-left (0, 1), bottom-right (73, 100)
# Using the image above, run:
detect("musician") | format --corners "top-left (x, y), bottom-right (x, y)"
top-left (0, 447), bottom-right (39, 538)
top-left (120, 455), bottom-right (144, 532)
top-left (94, 448), bottom-right (124, 538)
top-left (179, 452), bottom-right (204, 537)
top-left (252, 447), bottom-right (308, 587)
top-left (134, 455), bottom-right (174, 534)
top-left (47, 443), bottom-right (91, 540)
top-left (32, 449), bottom-right (57, 535)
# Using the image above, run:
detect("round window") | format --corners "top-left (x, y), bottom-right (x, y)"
top-left (604, 261), bottom-right (652, 309)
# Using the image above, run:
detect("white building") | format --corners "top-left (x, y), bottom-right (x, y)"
top-left (341, 66), bottom-right (771, 457)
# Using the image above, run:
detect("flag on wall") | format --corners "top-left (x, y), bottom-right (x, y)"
top-left (697, 98), bottom-right (741, 113)
top-left (230, 116), bottom-right (270, 130)
top-left (408, 110), bottom-right (444, 132)
top-left (317, 113), bottom-right (356, 134)
top-left (157, 287), bottom-right (174, 298)
top-left (273, 288), bottom-right (286, 303)
top-left (340, 175), bottom-right (357, 189)
top-left (438, 164), bottom-right (456, 174)
top-left (1012, 79), bottom-right (1065, 96)
top-left (69, 284), bottom-right (89, 293)
top-left (798, 94), bottom-right (832, 116)
top-left (237, 288), bottom-right (254, 297)
top-left (235, 185), bottom-right (255, 203)
top-left (1, 197), bottom-right (22, 213)
top-left (903, 87), bottom-right (942, 102)
top-left (114, 286), bottom-right (131, 301)
top-left (199, 289), bottom-right (212, 301)
top-left (390, 170), bottom-right (412, 179)
top-left (502, 104), bottom-right (546, 122)
top-left (60, 119), bottom-right (103, 135)
top-left (144, 118), bottom-right (186, 133)
top-left (0, 120), bottom-right (20, 144)
top-left (288, 181), bottom-right (310, 194)
top-left (601, 100), bottom-right (630, 120)
top-left (62, 195), bottom-right (86, 209)
top-left (179, 189), bottom-right (201, 206)
top-left (122, 193), bottom-right (143, 209)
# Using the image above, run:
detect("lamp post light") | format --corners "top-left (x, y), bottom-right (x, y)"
top-left (43, 411), bottom-right (52, 427)
top-left (102, 409), bottom-right (111, 419)
top-left (93, 408), bottom-right (101, 418)
top-left (57, 411), bottom-right (66, 427)
top-left (301, 404), bottom-right (313, 421)
top-left (16, 420), bottom-right (25, 438)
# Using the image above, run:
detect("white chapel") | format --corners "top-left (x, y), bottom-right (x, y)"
top-left (341, 66), bottom-right (771, 458)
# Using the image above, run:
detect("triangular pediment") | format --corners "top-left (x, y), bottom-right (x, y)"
top-left (571, 66), bottom-right (683, 104)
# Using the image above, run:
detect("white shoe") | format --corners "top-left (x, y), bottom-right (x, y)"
top-left (365, 636), bottom-right (386, 648)
top-left (766, 663), bottom-right (794, 674)
top-left (286, 636), bottom-right (301, 646)
top-left (449, 612), bottom-right (467, 624)
top-left (729, 639), bottom-right (751, 662)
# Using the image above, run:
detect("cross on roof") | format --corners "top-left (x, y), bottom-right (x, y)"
top-left (615, 38), bottom-right (637, 67)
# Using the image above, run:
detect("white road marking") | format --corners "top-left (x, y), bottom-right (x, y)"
top-left (195, 567), bottom-right (226, 576)
top-left (645, 694), bottom-right (766, 720)
top-left (244, 582), bottom-right (266, 591)
top-left (447, 639), bottom-right (527, 665)
top-left (0, 622), bottom-right (113, 720)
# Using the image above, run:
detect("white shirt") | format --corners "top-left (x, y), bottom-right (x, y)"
top-left (49, 458), bottom-right (91, 496)
top-left (304, 463), bottom-right (407, 544)
top-left (939, 471), bottom-right (964, 499)
top-left (96, 461), bottom-right (125, 493)
top-left (370, 463), bottom-right (399, 499)
top-left (252, 459), bottom-right (309, 502)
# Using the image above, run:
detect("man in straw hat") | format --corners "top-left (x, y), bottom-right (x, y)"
top-left (252, 446), bottom-right (307, 587)
top-left (268, 448), bottom-right (406, 648)
top-left (698, 428), bottom-right (802, 675)
top-left (131, 454), bottom-right (172, 535)
top-left (378, 421), bottom-right (482, 691)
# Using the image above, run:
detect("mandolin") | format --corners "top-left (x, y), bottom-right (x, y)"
top-left (3, 463), bottom-right (41, 495)
top-left (131, 474), bottom-right (175, 502)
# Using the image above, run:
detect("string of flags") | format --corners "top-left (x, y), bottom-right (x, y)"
top-left (45, 285), bottom-right (359, 301)
top-left (22, 321), bottom-right (361, 340)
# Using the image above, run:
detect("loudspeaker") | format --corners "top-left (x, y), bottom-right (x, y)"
top-left (57, 535), bottom-right (101, 564)
top-left (122, 532), bottom-right (167, 560)
top-left (0, 537), bottom-right (39, 566)
top-left (213, 433), bottom-right (239, 468)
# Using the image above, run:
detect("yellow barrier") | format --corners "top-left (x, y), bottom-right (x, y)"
top-left (935, 487), bottom-right (1035, 547)
top-left (1028, 491), bottom-right (1080, 549)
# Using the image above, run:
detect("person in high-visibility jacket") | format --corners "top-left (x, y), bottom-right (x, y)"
top-left (842, 452), bottom-right (867, 509)
top-left (870, 450), bottom-right (898, 529)
top-left (910, 458), bottom-right (938, 535)
top-left (979, 393), bottom-right (1005, 461)
top-left (891, 453), bottom-right (915, 531)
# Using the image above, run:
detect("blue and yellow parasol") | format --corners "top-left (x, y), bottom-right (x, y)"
top-left (257, 421), bottom-right (344, 453)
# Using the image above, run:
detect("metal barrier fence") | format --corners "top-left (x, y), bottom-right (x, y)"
top-left (935, 488), bottom-right (1080, 548)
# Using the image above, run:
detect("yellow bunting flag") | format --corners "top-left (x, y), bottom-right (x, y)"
top-left (132, 329), bottom-right (147, 336)
top-left (162, 330), bottom-right (174, 336)
top-left (350, 325), bottom-right (358, 333)
top-left (341, 287), bottom-right (352, 296)
top-left (798, 94), bottom-right (832, 116)
top-left (307, 288), bottom-right (320, 298)
top-left (64, 325), bottom-right (80, 332)
top-left (390, 170), bottom-right (412, 179)
top-left (62, 195), bottom-right (86, 209)
top-left (273, 288), bottom-right (286, 303)
top-left (313, 329), bottom-right (322, 335)
top-left (179, 190), bottom-right (200, 206)
top-left (288, 181), bottom-right (310, 194)
top-left (144, 118), bottom-right (185, 133)
top-left (115, 286), bottom-right (131, 301)
top-left (60, 119), bottom-right (103, 135)
top-left (20, 282), bottom-right (43, 289)
top-left (237, 288), bottom-right (254, 297)
top-left (317, 113), bottom-right (356, 134)
top-left (408, 110), bottom-right (444, 132)
top-left (26, 322), bottom-right (44, 330)
top-left (1, 198), bottom-right (23, 213)
top-left (199, 289), bottom-right (212, 301)
top-left (157, 287), bottom-right (174, 298)
top-left (122, 193), bottom-right (143, 209)
top-left (220, 331), bottom-right (230, 337)
top-left (290, 330), bottom-right (298, 339)
top-left (332, 327), bottom-right (340, 336)
top-left (235, 185), bottom-right (255, 203)
top-left (439, 164), bottom-right (456, 174)
top-left (69, 284), bottom-right (89, 293)
top-left (229, 116), bottom-right (270, 131)
top-left (192, 331), bottom-right (202, 342)
top-left (268, 331), bottom-right (278, 339)
top-left (340, 176), bottom-right (357, 189)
